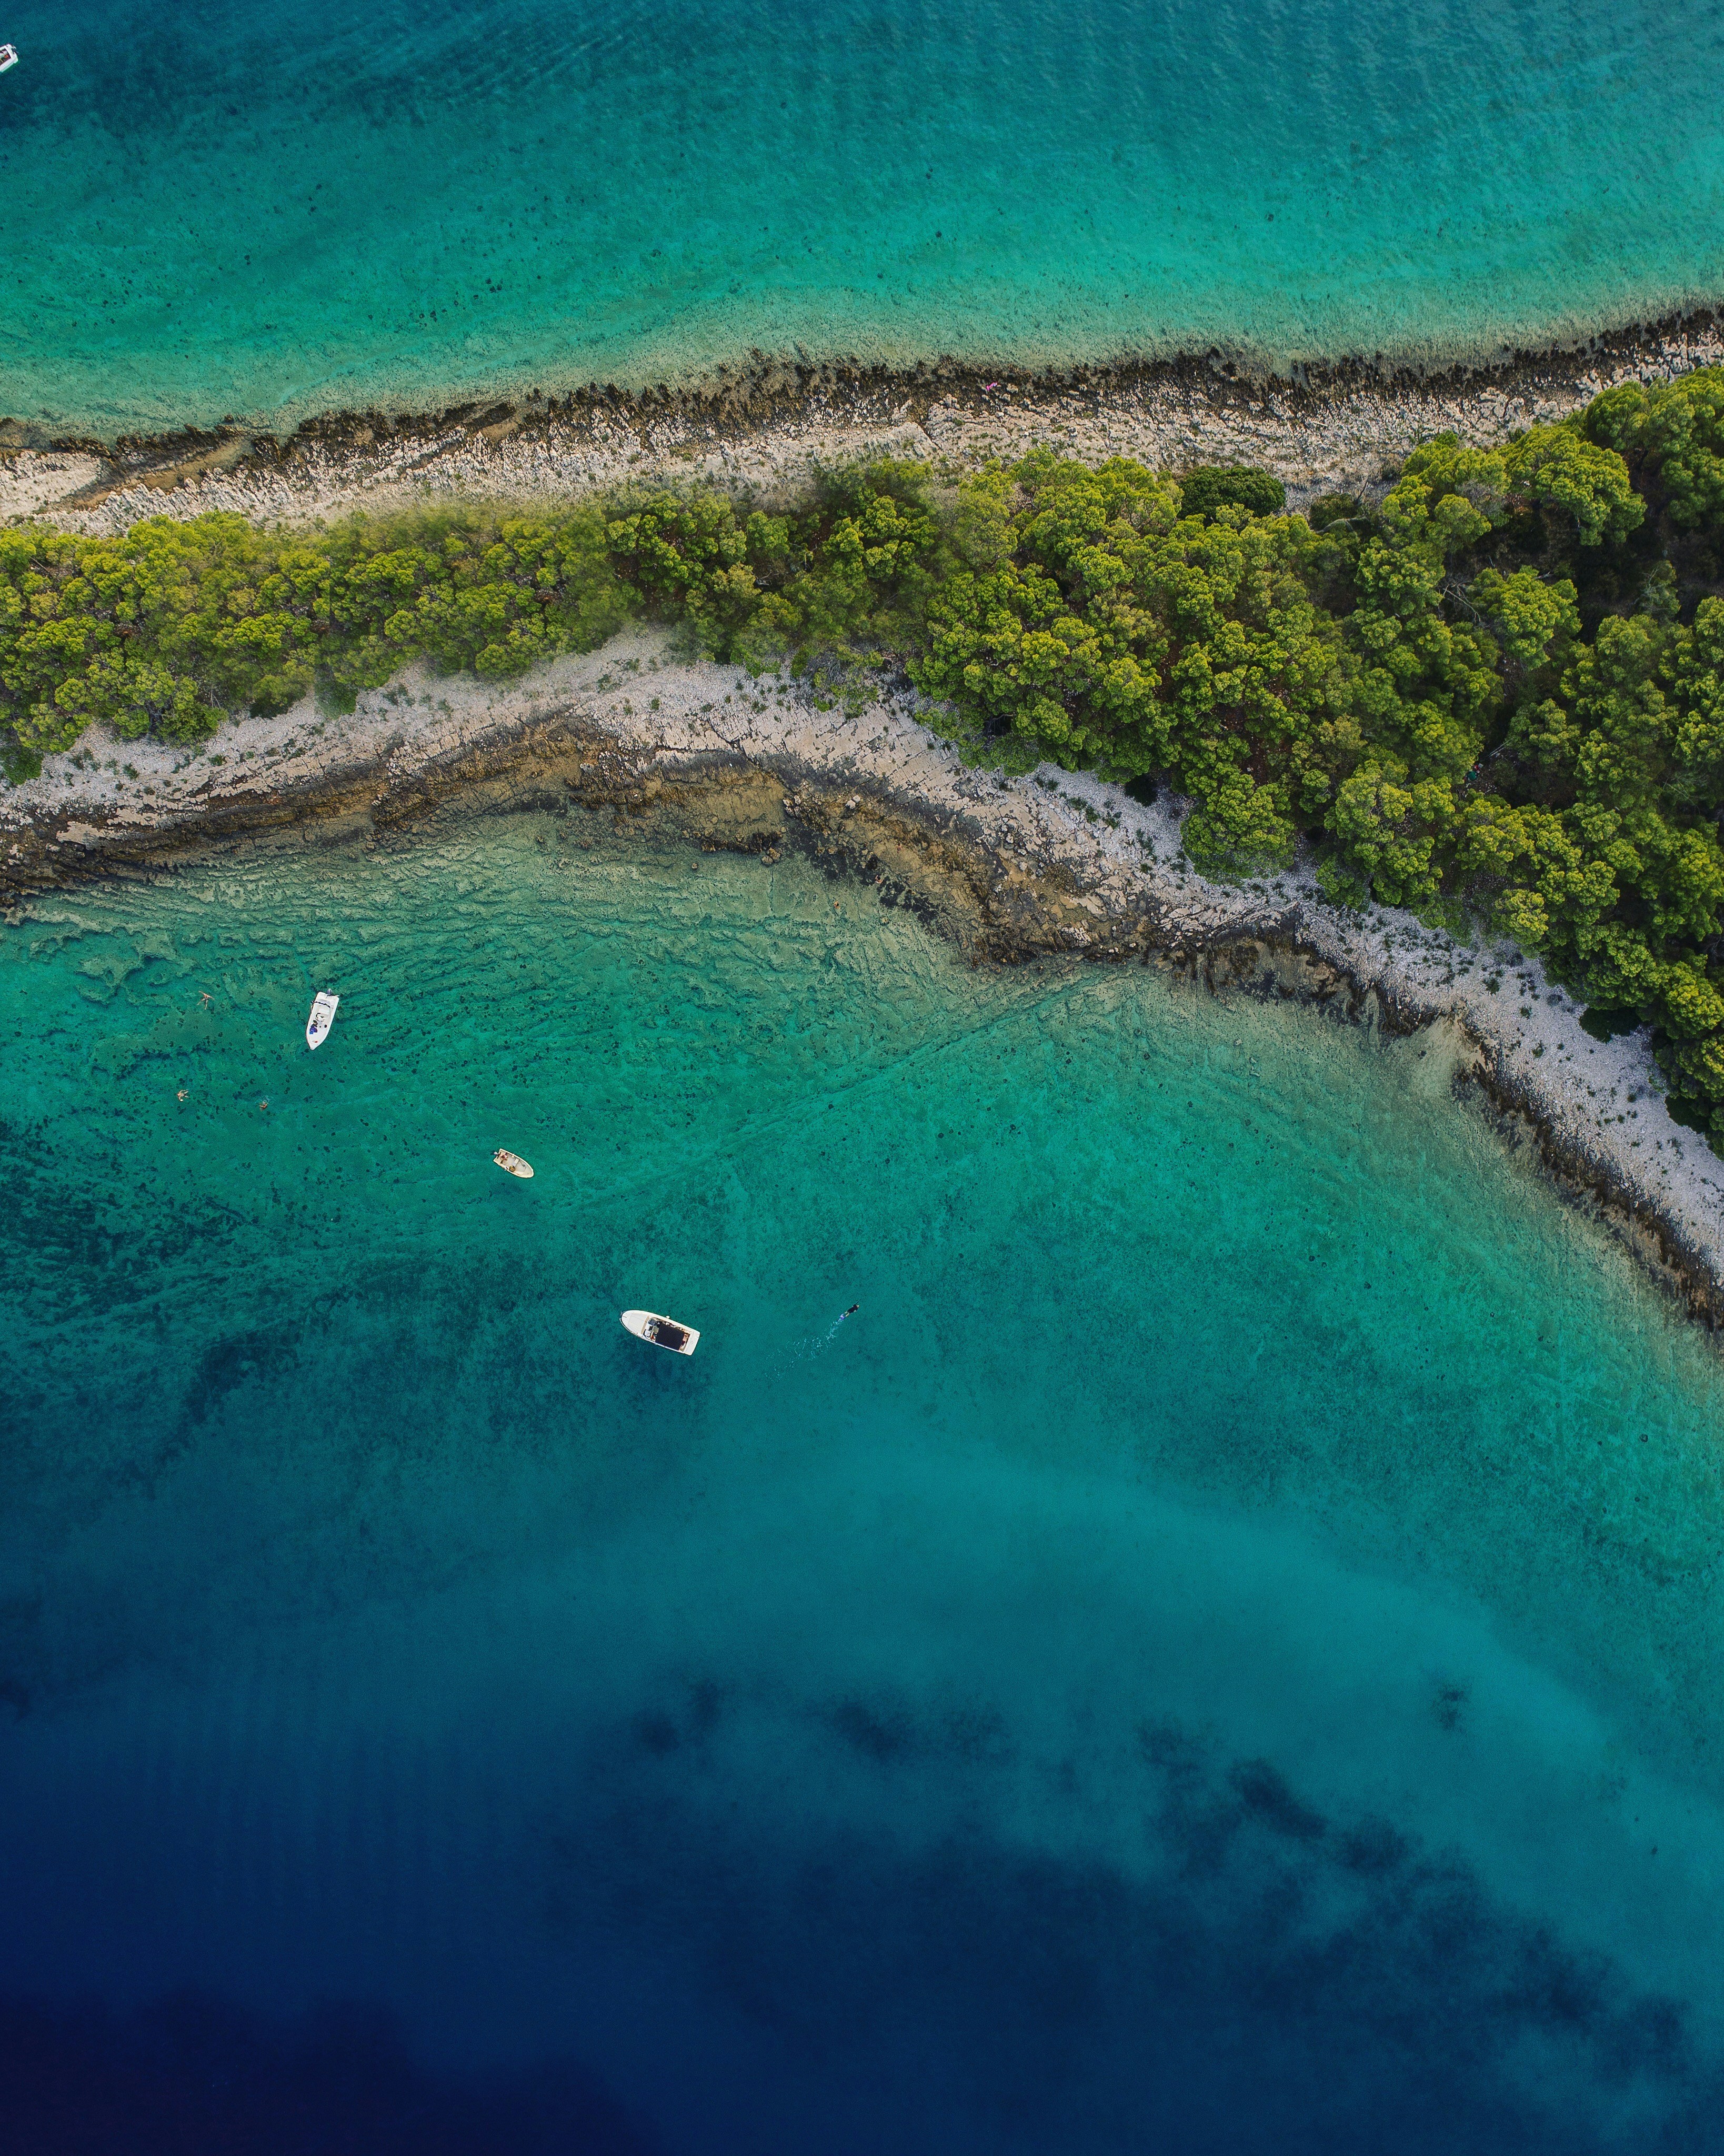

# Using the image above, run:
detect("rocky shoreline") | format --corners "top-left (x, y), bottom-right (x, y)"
top-left (8, 310), bottom-right (1724, 534)
top-left (6, 630), bottom-right (1722, 1333)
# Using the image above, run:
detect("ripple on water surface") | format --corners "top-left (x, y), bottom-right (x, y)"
top-left (11, 0), bottom-right (1724, 431)
top-left (3, 810), bottom-right (1724, 2150)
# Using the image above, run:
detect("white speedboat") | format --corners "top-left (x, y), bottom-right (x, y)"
top-left (305, 990), bottom-right (339, 1050)
top-left (493, 1148), bottom-right (534, 1179)
top-left (0, 47), bottom-right (18, 74)
top-left (621, 1309), bottom-right (699, 1355)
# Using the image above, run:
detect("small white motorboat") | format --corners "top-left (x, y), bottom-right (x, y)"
top-left (305, 990), bottom-right (339, 1050)
top-left (621, 1309), bottom-right (700, 1355)
top-left (0, 46), bottom-right (18, 74)
top-left (493, 1148), bottom-right (534, 1179)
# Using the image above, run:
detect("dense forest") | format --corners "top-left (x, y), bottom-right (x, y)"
top-left (8, 371), bottom-right (1724, 1137)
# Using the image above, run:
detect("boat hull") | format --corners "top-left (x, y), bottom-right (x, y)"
top-left (620, 1309), bottom-right (700, 1355)
top-left (493, 1150), bottom-right (534, 1179)
top-left (305, 991), bottom-right (339, 1050)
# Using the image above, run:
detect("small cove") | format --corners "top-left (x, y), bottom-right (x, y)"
top-left (5, 806), bottom-right (1724, 2149)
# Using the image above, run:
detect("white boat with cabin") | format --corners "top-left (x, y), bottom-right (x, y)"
top-left (621, 1309), bottom-right (699, 1355)
top-left (493, 1148), bottom-right (534, 1179)
top-left (0, 47), bottom-right (19, 74)
top-left (305, 991), bottom-right (338, 1050)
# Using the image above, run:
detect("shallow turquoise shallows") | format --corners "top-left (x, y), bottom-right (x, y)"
top-left (5, 807), bottom-right (1724, 2148)
top-left (9, 0), bottom-right (1724, 434)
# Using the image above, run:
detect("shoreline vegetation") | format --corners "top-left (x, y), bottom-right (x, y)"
top-left (9, 365), bottom-right (1724, 1119)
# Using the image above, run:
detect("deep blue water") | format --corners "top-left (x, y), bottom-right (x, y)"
top-left (5, 810), bottom-right (1724, 2150)
top-left (8, 0), bottom-right (1724, 433)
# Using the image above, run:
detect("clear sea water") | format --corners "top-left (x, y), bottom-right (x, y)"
top-left (5, 803), bottom-right (1724, 2150)
top-left (9, 0), bottom-right (1724, 434)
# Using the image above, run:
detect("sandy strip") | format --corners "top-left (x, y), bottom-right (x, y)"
top-left (4, 627), bottom-right (1719, 1327)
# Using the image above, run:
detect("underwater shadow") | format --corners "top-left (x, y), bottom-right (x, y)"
top-left (547, 1691), bottom-right (1723, 2155)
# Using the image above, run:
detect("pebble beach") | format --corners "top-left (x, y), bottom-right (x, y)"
top-left (6, 313), bottom-right (1724, 535)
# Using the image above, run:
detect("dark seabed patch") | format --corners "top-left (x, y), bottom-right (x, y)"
top-left (539, 1701), bottom-right (1708, 2154)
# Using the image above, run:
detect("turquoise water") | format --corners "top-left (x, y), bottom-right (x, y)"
top-left (6, 805), bottom-right (1724, 2148)
top-left (9, 0), bottom-right (1724, 435)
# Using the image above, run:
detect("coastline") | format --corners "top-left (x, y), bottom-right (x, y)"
top-left (9, 310), bottom-right (1724, 534)
top-left (6, 628), bottom-right (1722, 1331)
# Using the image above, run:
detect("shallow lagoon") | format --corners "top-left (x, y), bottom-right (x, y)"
top-left (4, 810), bottom-right (1724, 2149)
top-left (12, 0), bottom-right (1724, 430)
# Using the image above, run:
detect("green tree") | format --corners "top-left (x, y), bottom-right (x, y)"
top-left (1581, 367), bottom-right (1724, 530)
top-left (1503, 424), bottom-right (1643, 547)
